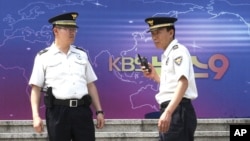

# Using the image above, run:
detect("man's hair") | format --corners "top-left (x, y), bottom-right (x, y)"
top-left (166, 26), bottom-right (175, 39)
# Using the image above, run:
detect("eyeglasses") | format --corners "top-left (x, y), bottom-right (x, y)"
top-left (56, 26), bottom-right (77, 32)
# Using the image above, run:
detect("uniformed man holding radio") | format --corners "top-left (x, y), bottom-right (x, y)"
top-left (141, 17), bottom-right (198, 141)
top-left (29, 12), bottom-right (105, 141)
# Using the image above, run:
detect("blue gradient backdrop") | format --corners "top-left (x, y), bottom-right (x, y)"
top-left (0, 0), bottom-right (250, 119)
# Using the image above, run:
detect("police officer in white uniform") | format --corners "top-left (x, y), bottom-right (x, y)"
top-left (29, 12), bottom-right (104, 141)
top-left (142, 17), bottom-right (198, 141)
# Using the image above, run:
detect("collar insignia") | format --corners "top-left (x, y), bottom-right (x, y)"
top-left (173, 45), bottom-right (178, 50)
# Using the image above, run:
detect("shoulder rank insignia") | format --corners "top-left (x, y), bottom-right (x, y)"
top-left (75, 46), bottom-right (85, 52)
top-left (173, 45), bottom-right (178, 50)
top-left (38, 48), bottom-right (48, 55)
top-left (174, 56), bottom-right (182, 65)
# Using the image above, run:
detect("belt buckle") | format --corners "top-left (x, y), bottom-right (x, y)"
top-left (69, 100), bottom-right (78, 107)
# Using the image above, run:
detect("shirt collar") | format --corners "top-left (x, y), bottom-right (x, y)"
top-left (50, 43), bottom-right (61, 54)
top-left (69, 45), bottom-right (80, 54)
top-left (163, 39), bottom-right (178, 57)
top-left (50, 43), bottom-right (77, 55)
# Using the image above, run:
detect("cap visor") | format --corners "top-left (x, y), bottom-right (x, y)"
top-left (146, 28), bottom-right (159, 33)
top-left (56, 25), bottom-right (78, 28)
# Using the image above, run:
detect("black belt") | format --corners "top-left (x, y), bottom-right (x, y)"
top-left (160, 98), bottom-right (191, 109)
top-left (53, 95), bottom-right (91, 107)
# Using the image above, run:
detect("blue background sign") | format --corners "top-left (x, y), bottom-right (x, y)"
top-left (0, 0), bottom-right (250, 119)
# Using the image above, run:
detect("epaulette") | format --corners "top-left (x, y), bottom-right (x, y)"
top-left (74, 46), bottom-right (86, 52)
top-left (38, 48), bottom-right (49, 55)
top-left (173, 45), bottom-right (178, 50)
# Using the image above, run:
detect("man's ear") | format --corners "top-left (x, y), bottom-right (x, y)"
top-left (53, 27), bottom-right (58, 35)
top-left (169, 29), bottom-right (174, 36)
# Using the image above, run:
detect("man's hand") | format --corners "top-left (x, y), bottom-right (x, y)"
top-left (33, 116), bottom-right (44, 133)
top-left (158, 111), bottom-right (172, 133)
top-left (141, 63), bottom-right (160, 83)
top-left (96, 114), bottom-right (105, 129)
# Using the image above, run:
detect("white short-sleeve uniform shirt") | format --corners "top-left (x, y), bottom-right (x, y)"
top-left (29, 43), bottom-right (97, 100)
top-left (155, 39), bottom-right (198, 104)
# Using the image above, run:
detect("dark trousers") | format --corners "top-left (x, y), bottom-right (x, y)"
top-left (46, 105), bottom-right (95, 141)
top-left (159, 98), bottom-right (197, 141)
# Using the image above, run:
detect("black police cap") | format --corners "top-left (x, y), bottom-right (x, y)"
top-left (145, 17), bottom-right (177, 32)
top-left (48, 12), bottom-right (79, 28)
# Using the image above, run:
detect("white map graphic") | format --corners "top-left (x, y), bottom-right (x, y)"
top-left (1, 0), bottom-right (250, 119)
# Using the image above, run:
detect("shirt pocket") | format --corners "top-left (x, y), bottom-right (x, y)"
top-left (46, 61), bottom-right (63, 79)
top-left (163, 59), bottom-right (174, 73)
top-left (71, 59), bottom-right (87, 77)
top-left (161, 59), bottom-right (174, 82)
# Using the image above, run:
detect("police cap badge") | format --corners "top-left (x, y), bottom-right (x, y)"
top-left (145, 17), bottom-right (177, 32)
top-left (48, 12), bottom-right (79, 28)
